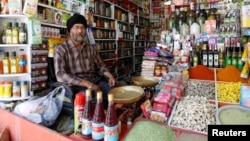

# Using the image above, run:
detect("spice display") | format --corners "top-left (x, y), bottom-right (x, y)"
top-left (219, 109), bottom-right (250, 124)
top-left (217, 82), bottom-right (241, 103)
top-left (170, 96), bottom-right (216, 133)
top-left (183, 79), bottom-right (215, 100)
top-left (124, 120), bottom-right (176, 141)
top-left (217, 65), bottom-right (248, 83)
top-left (189, 65), bottom-right (214, 80)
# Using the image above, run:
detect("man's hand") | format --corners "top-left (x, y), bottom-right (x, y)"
top-left (91, 83), bottom-right (101, 92)
top-left (108, 76), bottom-right (116, 87)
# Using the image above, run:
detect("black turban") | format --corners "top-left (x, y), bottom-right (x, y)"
top-left (66, 13), bottom-right (87, 32)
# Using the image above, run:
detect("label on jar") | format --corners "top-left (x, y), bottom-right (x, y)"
top-left (13, 81), bottom-right (21, 97)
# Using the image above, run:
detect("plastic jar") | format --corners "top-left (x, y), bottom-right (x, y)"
top-left (182, 70), bottom-right (189, 84)
top-left (0, 82), bottom-right (4, 97)
top-left (12, 81), bottom-right (21, 97)
top-left (4, 82), bottom-right (12, 97)
top-left (21, 81), bottom-right (28, 97)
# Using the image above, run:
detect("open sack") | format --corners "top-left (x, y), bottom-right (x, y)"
top-left (13, 86), bottom-right (65, 127)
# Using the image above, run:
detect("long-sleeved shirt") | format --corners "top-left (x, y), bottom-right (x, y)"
top-left (54, 39), bottom-right (109, 86)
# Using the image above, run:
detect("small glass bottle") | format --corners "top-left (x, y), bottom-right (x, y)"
top-left (92, 91), bottom-right (105, 141)
top-left (104, 93), bottom-right (119, 141)
top-left (19, 22), bottom-right (27, 44)
top-left (6, 22), bottom-right (12, 44)
top-left (10, 51), bottom-right (19, 74)
top-left (3, 52), bottom-right (10, 74)
top-left (18, 49), bottom-right (27, 73)
top-left (82, 89), bottom-right (94, 139)
top-left (12, 22), bottom-right (19, 44)
top-left (1, 23), bottom-right (7, 44)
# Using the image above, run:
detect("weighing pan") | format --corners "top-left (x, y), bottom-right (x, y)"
top-left (109, 86), bottom-right (144, 104)
top-left (132, 76), bottom-right (160, 87)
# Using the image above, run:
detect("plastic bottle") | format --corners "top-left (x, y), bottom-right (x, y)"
top-left (74, 92), bottom-right (85, 135)
top-left (104, 93), bottom-right (119, 141)
top-left (10, 51), bottom-right (18, 74)
top-left (92, 91), bottom-right (105, 141)
top-left (2, 52), bottom-right (10, 74)
top-left (82, 89), bottom-right (94, 139)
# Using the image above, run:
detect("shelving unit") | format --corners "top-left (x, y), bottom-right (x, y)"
top-left (30, 3), bottom-right (74, 93)
top-left (92, 0), bottom-right (150, 79)
top-left (0, 14), bottom-right (32, 101)
top-left (149, 0), bottom-right (167, 42)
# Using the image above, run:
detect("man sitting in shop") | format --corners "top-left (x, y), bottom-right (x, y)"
top-left (53, 13), bottom-right (116, 108)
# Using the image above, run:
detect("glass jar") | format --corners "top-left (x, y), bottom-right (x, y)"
top-left (105, 6), bottom-right (111, 17)
top-left (96, 18), bottom-right (101, 27)
top-left (154, 66), bottom-right (162, 77)
top-left (94, 1), bottom-right (99, 15)
top-left (110, 21), bottom-right (115, 29)
top-left (104, 20), bottom-right (109, 29)
top-left (99, 2), bottom-right (105, 16)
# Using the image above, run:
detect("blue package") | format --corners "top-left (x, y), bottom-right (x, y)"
top-left (240, 85), bottom-right (250, 108)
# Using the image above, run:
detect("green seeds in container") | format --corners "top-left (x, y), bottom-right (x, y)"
top-left (124, 120), bottom-right (176, 141)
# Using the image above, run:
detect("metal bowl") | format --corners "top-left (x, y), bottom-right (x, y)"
top-left (132, 76), bottom-right (160, 87)
top-left (109, 86), bottom-right (144, 104)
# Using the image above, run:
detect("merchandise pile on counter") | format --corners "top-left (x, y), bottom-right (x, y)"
top-left (124, 64), bottom-right (250, 141)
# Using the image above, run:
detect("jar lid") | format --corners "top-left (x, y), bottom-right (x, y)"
top-left (21, 81), bottom-right (28, 85)
top-left (13, 81), bottom-right (21, 85)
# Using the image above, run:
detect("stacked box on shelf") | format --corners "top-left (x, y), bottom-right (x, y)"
top-left (140, 60), bottom-right (156, 76)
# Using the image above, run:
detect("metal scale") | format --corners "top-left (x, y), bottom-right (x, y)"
top-left (110, 76), bottom-right (159, 122)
